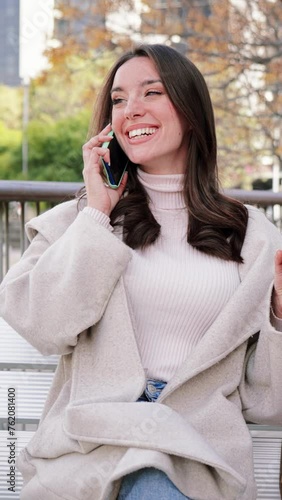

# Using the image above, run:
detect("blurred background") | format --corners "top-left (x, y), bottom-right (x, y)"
top-left (0, 0), bottom-right (281, 190)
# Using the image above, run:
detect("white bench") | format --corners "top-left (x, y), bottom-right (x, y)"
top-left (0, 317), bottom-right (58, 432)
top-left (249, 425), bottom-right (282, 498)
top-left (0, 319), bottom-right (58, 498)
top-left (0, 317), bottom-right (58, 370)
top-left (0, 371), bottom-right (55, 426)
top-left (0, 431), bottom-right (33, 499)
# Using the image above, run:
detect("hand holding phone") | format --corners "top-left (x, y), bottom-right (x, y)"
top-left (82, 124), bottom-right (128, 216)
top-left (101, 131), bottom-right (129, 189)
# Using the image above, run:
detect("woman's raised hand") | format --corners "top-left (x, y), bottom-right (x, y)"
top-left (82, 124), bottom-right (128, 216)
top-left (272, 249), bottom-right (282, 318)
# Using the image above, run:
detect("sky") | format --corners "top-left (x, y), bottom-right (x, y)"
top-left (20, 0), bottom-right (55, 80)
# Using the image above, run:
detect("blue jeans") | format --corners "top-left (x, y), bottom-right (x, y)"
top-left (117, 380), bottom-right (192, 499)
top-left (137, 379), bottom-right (167, 402)
top-left (117, 467), bottom-right (192, 499)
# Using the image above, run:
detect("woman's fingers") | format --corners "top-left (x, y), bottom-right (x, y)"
top-left (272, 250), bottom-right (282, 318)
top-left (81, 125), bottom-right (128, 215)
top-left (83, 147), bottom-right (109, 169)
top-left (83, 124), bottom-right (112, 153)
top-left (274, 250), bottom-right (282, 294)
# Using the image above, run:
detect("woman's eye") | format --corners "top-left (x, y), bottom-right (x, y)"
top-left (146, 90), bottom-right (162, 96)
top-left (111, 98), bottom-right (124, 106)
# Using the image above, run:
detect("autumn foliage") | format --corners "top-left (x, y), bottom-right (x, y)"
top-left (5, 0), bottom-right (280, 186)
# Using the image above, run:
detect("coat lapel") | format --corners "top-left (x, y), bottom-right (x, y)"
top-left (70, 276), bottom-right (147, 404)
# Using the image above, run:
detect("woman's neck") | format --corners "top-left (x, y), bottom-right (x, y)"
top-left (137, 168), bottom-right (186, 210)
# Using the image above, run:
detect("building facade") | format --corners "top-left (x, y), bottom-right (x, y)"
top-left (0, 0), bottom-right (20, 86)
top-left (141, 0), bottom-right (211, 37)
top-left (54, 0), bottom-right (106, 46)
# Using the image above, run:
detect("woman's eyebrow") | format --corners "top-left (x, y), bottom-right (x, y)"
top-left (141, 79), bottom-right (163, 87)
top-left (111, 79), bottom-right (163, 94)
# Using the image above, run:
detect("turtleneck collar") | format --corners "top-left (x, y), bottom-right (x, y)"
top-left (137, 168), bottom-right (186, 210)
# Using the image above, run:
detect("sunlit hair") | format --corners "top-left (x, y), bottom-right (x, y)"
top-left (82, 44), bottom-right (248, 262)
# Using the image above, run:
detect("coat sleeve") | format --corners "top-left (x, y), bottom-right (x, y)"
top-left (0, 206), bottom-right (132, 356)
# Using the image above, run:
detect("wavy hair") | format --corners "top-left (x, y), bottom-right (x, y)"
top-left (81, 44), bottom-right (248, 263)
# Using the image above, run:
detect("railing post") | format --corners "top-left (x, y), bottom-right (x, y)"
top-left (0, 180), bottom-right (84, 278)
top-left (0, 202), bottom-right (10, 281)
top-left (20, 202), bottom-right (27, 255)
top-left (4, 202), bottom-right (9, 273)
top-left (35, 201), bottom-right (40, 216)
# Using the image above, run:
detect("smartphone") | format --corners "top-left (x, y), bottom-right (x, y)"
top-left (101, 131), bottom-right (129, 189)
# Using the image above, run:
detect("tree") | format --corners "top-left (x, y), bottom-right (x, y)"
top-left (46, 0), bottom-right (135, 71)
top-left (0, 85), bottom-right (23, 129)
top-left (0, 50), bottom-right (118, 182)
top-left (139, 0), bottom-right (282, 188)
top-left (31, 50), bottom-right (117, 122)
top-left (0, 111), bottom-right (89, 182)
top-left (26, 111), bottom-right (89, 181)
top-left (0, 120), bottom-right (22, 179)
top-left (5, 0), bottom-right (280, 187)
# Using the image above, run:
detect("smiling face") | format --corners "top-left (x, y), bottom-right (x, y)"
top-left (110, 57), bottom-right (189, 175)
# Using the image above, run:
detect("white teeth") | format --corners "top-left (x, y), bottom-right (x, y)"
top-left (128, 127), bottom-right (157, 139)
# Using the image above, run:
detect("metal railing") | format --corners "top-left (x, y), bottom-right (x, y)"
top-left (0, 180), bottom-right (83, 281)
top-left (1, 179), bottom-right (282, 281)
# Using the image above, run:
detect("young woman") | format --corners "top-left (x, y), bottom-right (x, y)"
top-left (1, 44), bottom-right (282, 500)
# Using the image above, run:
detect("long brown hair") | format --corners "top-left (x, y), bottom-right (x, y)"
top-left (83, 44), bottom-right (248, 263)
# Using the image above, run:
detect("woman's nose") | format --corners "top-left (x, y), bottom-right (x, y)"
top-left (124, 97), bottom-right (145, 120)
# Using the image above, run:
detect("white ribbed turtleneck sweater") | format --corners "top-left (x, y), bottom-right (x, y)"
top-left (122, 169), bottom-right (241, 382)
top-left (83, 169), bottom-right (241, 382)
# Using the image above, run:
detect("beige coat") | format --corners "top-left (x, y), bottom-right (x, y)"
top-left (1, 200), bottom-right (282, 500)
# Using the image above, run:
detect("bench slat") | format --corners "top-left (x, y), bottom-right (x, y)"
top-left (0, 318), bottom-right (58, 369)
top-left (250, 427), bottom-right (282, 499)
top-left (0, 371), bottom-right (54, 423)
top-left (0, 431), bottom-right (33, 497)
